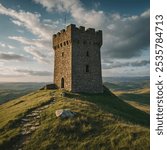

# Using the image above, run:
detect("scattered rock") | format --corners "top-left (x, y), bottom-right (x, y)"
top-left (30, 126), bottom-right (38, 131)
top-left (40, 105), bottom-right (49, 110)
top-left (34, 122), bottom-right (40, 126)
top-left (21, 130), bottom-right (31, 135)
top-left (55, 109), bottom-right (76, 118)
top-left (26, 112), bottom-right (39, 117)
top-left (32, 110), bottom-right (41, 113)
top-left (35, 116), bottom-right (41, 119)
top-left (23, 123), bottom-right (33, 127)
top-left (21, 118), bottom-right (30, 122)
top-left (19, 95), bottom-right (58, 148)
top-left (61, 92), bottom-right (66, 97)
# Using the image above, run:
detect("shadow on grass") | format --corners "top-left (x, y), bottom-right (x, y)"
top-left (65, 86), bottom-right (150, 127)
top-left (118, 93), bottom-right (150, 105)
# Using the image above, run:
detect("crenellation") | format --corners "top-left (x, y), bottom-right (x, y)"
top-left (79, 26), bottom-right (85, 31)
top-left (61, 29), bottom-right (65, 33)
top-left (86, 28), bottom-right (95, 34)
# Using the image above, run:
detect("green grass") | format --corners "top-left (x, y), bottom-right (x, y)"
top-left (113, 87), bottom-right (150, 105)
top-left (0, 88), bottom-right (149, 150)
top-left (0, 82), bottom-right (47, 104)
top-left (125, 101), bottom-right (150, 114)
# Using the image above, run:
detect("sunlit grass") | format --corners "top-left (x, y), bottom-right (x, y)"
top-left (0, 88), bottom-right (149, 150)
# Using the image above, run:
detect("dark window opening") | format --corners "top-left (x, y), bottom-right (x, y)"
top-left (66, 41), bottom-right (69, 45)
top-left (64, 42), bottom-right (66, 46)
top-left (86, 65), bottom-right (89, 72)
top-left (86, 51), bottom-right (89, 56)
top-left (61, 78), bottom-right (64, 88)
top-left (60, 43), bottom-right (62, 47)
top-left (62, 52), bottom-right (64, 57)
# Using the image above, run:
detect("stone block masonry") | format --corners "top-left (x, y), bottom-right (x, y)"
top-left (53, 24), bottom-right (103, 93)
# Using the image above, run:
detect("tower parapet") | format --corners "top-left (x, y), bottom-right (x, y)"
top-left (53, 24), bottom-right (102, 50)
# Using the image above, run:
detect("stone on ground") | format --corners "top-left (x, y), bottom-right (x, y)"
top-left (55, 109), bottom-right (76, 118)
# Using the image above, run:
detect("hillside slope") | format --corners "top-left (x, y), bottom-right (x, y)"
top-left (0, 88), bottom-right (149, 150)
top-left (0, 82), bottom-right (47, 104)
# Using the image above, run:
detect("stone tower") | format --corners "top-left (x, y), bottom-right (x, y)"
top-left (53, 24), bottom-right (103, 93)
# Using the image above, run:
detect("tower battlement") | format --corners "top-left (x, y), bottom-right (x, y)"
top-left (53, 24), bottom-right (102, 50)
top-left (53, 24), bottom-right (102, 37)
top-left (53, 24), bottom-right (103, 93)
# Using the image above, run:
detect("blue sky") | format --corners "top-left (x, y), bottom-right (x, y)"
top-left (0, 0), bottom-right (149, 82)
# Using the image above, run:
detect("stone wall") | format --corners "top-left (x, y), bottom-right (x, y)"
top-left (71, 25), bottom-right (103, 93)
top-left (53, 24), bottom-right (103, 93)
top-left (53, 25), bottom-right (73, 91)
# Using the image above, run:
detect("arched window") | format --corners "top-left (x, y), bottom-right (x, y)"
top-left (86, 65), bottom-right (89, 72)
top-left (62, 52), bottom-right (64, 57)
top-left (61, 78), bottom-right (64, 88)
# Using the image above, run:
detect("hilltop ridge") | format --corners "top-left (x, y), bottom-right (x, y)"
top-left (0, 87), bottom-right (149, 150)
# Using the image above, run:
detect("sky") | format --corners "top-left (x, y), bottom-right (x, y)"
top-left (0, 0), bottom-right (150, 82)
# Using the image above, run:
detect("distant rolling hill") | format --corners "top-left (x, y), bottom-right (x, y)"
top-left (0, 87), bottom-right (149, 150)
top-left (104, 77), bottom-right (150, 113)
top-left (0, 82), bottom-right (48, 104)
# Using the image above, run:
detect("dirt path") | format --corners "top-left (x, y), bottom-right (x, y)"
top-left (16, 94), bottom-right (56, 150)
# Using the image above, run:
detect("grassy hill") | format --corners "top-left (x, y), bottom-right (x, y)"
top-left (0, 87), bottom-right (149, 150)
top-left (104, 80), bottom-right (150, 113)
top-left (0, 82), bottom-right (48, 104)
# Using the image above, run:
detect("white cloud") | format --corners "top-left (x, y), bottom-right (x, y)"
top-left (11, 19), bottom-right (22, 26)
top-left (0, 42), bottom-right (5, 47)
top-left (0, 42), bottom-right (15, 49)
top-left (8, 36), bottom-right (53, 63)
top-left (34, 0), bottom-right (105, 28)
top-left (15, 69), bottom-right (52, 76)
top-left (8, 36), bottom-right (50, 49)
top-left (102, 10), bottom-right (150, 59)
top-left (0, 52), bottom-right (28, 61)
top-left (24, 46), bottom-right (52, 63)
top-left (102, 60), bottom-right (150, 69)
top-left (0, 1), bottom-right (149, 78)
top-left (17, 29), bottom-right (24, 33)
top-left (0, 3), bottom-right (54, 40)
top-left (33, 0), bottom-right (149, 59)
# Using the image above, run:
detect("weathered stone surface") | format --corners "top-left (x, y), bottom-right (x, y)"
top-left (34, 122), bottom-right (40, 126)
top-left (55, 109), bottom-right (76, 118)
top-left (53, 24), bottom-right (103, 93)
top-left (35, 116), bottom-right (40, 119)
top-left (21, 118), bottom-right (30, 122)
top-left (26, 113), bottom-right (38, 117)
top-left (21, 130), bottom-right (31, 135)
top-left (23, 123), bottom-right (33, 127)
top-left (30, 126), bottom-right (38, 131)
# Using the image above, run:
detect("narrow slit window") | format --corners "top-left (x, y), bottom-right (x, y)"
top-left (86, 65), bottom-right (89, 72)
top-left (86, 51), bottom-right (89, 56)
top-left (62, 52), bottom-right (64, 57)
